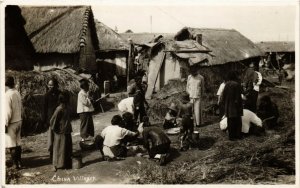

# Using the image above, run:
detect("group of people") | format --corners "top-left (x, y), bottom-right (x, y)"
top-left (5, 62), bottom-right (280, 171)
top-left (217, 62), bottom-right (279, 140)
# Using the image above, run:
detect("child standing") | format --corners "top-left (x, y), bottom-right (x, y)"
top-left (178, 93), bottom-right (195, 151)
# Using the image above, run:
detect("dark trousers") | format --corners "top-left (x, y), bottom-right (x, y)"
top-left (227, 117), bottom-right (242, 140)
top-left (79, 113), bottom-right (95, 138)
top-left (134, 105), bottom-right (146, 122)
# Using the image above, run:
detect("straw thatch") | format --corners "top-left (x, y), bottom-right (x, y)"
top-left (256, 41), bottom-right (295, 53)
top-left (174, 27), bottom-right (263, 66)
top-left (120, 33), bottom-right (174, 45)
top-left (20, 6), bottom-right (99, 53)
top-left (6, 69), bottom-right (100, 136)
top-left (5, 5), bottom-right (34, 71)
top-left (95, 20), bottom-right (129, 51)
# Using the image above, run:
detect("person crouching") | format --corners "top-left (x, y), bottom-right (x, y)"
top-left (141, 116), bottom-right (171, 166)
top-left (101, 115), bottom-right (138, 160)
top-left (163, 103), bottom-right (178, 129)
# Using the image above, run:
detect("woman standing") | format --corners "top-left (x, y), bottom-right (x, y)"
top-left (77, 79), bottom-right (95, 141)
top-left (186, 66), bottom-right (205, 127)
top-left (50, 92), bottom-right (72, 171)
top-left (221, 71), bottom-right (243, 141)
top-left (44, 78), bottom-right (61, 161)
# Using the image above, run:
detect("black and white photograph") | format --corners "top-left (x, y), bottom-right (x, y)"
top-left (1, 0), bottom-right (298, 185)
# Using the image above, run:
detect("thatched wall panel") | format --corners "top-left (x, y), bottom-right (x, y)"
top-left (33, 53), bottom-right (78, 71)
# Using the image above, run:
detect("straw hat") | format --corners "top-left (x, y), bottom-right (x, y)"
top-left (168, 103), bottom-right (178, 112)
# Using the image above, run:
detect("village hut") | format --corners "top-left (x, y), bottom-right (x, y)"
top-left (5, 5), bottom-right (35, 71)
top-left (141, 27), bottom-right (263, 99)
top-left (20, 6), bottom-right (99, 73)
top-left (95, 20), bottom-right (130, 91)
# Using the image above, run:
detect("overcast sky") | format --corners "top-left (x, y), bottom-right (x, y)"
top-left (92, 4), bottom-right (297, 42)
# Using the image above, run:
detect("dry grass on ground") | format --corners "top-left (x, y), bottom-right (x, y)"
top-left (122, 80), bottom-right (295, 184)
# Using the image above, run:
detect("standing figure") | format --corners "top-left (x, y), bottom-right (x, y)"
top-left (50, 92), bottom-right (73, 171)
top-left (216, 79), bottom-right (226, 119)
top-left (221, 71), bottom-right (243, 141)
top-left (5, 76), bottom-right (23, 169)
top-left (178, 93), bottom-right (194, 151)
top-left (133, 76), bottom-right (149, 122)
top-left (77, 79), bottom-right (95, 141)
top-left (43, 78), bottom-right (61, 161)
top-left (243, 62), bottom-right (258, 113)
top-left (186, 66), bottom-right (204, 127)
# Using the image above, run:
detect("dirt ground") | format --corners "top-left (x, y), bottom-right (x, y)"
top-left (7, 110), bottom-right (216, 184)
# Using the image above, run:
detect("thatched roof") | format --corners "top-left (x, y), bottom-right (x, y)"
top-left (20, 6), bottom-right (99, 53)
top-left (5, 5), bottom-right (34, 71)
top-left (256, 41), bottom-right (295, 53)
top-left (174, 27), bottom-right (263, 65)
top-left (120, 33), bottom-right (174, 45)
top-left (95, 20), bottom-right (129, 51)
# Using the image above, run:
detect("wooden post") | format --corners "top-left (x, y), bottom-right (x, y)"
top-left (127, 39), bottom-right (133, 84)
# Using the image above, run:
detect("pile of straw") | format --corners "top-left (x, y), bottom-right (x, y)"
top-left (6, 69), bottom-right (100, 136)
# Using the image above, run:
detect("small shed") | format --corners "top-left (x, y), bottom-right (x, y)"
top-left (21, 6), bottom-right (99, 73)
top-left (5, 5), bottom-right (35, 71)
top-left (140, 27), bottom-right (263, 99)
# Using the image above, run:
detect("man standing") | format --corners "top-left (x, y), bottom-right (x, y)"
top-left (243, 62), bottom-right (259, 113)
top-left (221, 71), bottom-right (243, 141)
top-left (5, 76), bottom-right (23, 169)
top-left (186, 66), bottom-right (204, 127)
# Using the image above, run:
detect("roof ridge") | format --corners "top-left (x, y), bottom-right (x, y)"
top-left (187, 27), bottom-right (236, 31)
top-left (79, 6), bottom-right (91, 48)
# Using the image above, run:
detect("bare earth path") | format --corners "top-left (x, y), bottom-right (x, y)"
top-left (15, 110), bottom-right (209, 184)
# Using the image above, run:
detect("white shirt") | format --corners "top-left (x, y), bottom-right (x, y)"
top-left (216, 82), bottom-right (226, 104)
top-left (253, 71), bottom-right (262, 92)
top-left (77, 90), bottom-right (94, 113)
top-left (220, 109), bottom-right (262, 133)
top-left (101, 125), bottom-right (136, 147)
top-left (186, 74), bottom-right (204, 99)
top-left (6, 88), bottom-right (22, 125)
top-left (118, 97), bottom-right (134, 114)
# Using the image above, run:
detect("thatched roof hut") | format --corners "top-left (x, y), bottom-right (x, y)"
top-left (20, 6), bottom-right (99, 72)
top-left (256, 41), bottom-right (295, 53)
top-left (5, 5), bottom-right (35, 71)
top-left (95, 20), bottom-right (130, 91)
top-left (174, 27), bottom-right (264, 66)
top-left (95, 20), bottom-right (129, 52)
